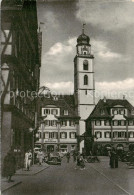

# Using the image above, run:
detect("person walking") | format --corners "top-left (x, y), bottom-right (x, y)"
top-left (25, 150), bottom-right (32, 171)
top-left (73, 150), bottom-right (77, 162)
top-left (66, 152), bottom-right (70, 163)
top-left (3, 149), bottom-right (16, 182)
top-left (79, 154), bottom-right (85, 170)
top-left (37, 149), bottom-right (43, 165)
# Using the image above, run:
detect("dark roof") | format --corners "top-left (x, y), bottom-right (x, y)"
top-left (86, 99), bottom-right (134, 120)
top-left (38, 95), bottom-right (79, 119)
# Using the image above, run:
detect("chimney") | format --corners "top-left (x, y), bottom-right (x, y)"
top-left (103, 96), bottom-right (107, 103)
top-left (123, 95), bottom-right (125, 100)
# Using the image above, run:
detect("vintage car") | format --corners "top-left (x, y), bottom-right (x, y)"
top-left (45, 152), bottom-right (62, 165)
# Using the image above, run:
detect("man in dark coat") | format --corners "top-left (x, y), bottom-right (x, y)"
top-left (3, 150), bottom-right (16, 182)
top-left (66, 152), bottom-right (70, 163)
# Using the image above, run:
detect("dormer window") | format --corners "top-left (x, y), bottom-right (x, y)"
top-left (44, 109), bottom-right (50, 115)
top-left (64, 110), bottom-right (68, 115)
top-left (51, 109), bottom-right (58, 115)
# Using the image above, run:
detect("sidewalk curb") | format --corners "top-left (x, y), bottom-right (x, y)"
top-left (15, 165), bottom-right (50, 176)
top-left (1, 181), bottom-right (22, 193)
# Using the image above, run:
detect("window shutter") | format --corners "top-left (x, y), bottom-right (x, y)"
top-left (104, 132), bottom-right (106, 138)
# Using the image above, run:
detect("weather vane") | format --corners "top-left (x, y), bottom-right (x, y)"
top-left (82, 23), bottom-right (86, 34)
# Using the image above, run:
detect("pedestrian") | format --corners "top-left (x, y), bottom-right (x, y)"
top-left (109, 148), bottom-right (118, 168)
top-left (25, 150), bottom-right (32, 171)
top-left (73, 150), bottom-right (77, 162)
top-left (79, 154), bottom-right (85, 170)
top-left (66, 152), bottom-right (70, 163)
top-left (3, 149), bottom-right (16, 182)
top-left (37, 149), bottom-right (44, 165)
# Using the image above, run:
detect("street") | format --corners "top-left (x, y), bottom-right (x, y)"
top-left (3, 156), bottom-right (134, 195)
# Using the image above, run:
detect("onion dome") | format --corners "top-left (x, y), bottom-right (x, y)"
top-left (77, 33), bottom-right (90, 46)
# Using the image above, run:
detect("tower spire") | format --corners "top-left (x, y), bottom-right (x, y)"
top-left (82, 23), bottom-right (86, 34)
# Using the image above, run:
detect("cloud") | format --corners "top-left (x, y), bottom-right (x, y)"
top-left (43, 11), bottom-right (59, 29)
top-left (40, 37), bottom-right (76, 83)
top-left (45, 81), bottom-right (74, 94)
top-left (76, 1), bottom-right (134, 31)
top-left (96, 78), bottom-right (134, 91)
top-left (91, 39), bottom-right (122, 60)
top-left (96, 78), bottom-right (134, 105)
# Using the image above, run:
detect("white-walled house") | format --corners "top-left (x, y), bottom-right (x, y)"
top-left (36, 95), bottom-right (80, 153)
top-left (85, 98), bottom-right (134, 153)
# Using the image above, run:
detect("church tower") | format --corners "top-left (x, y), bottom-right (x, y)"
top-left (74, 24), bottom-right (95, 152)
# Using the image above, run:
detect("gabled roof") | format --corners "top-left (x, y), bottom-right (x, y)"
top-left (38, 95), bottom-right (79, 119)
top-left (86, 99), bottom-right (134, 120)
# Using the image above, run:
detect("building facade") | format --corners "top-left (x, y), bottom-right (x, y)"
top-left (74, 25), bottom-right (95, 152)
top-left (1, 0), bottom-right (41, 167)
top-left (85, 98), bottom-right (134, 154)
top-left (36, 96), bottom-right (80, 153)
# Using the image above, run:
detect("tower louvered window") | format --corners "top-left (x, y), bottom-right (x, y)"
top-left (84, 75), bottom-right (88, 85)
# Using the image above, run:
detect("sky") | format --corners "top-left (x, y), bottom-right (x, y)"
top-left (37, 0), bottom-right (134, 105)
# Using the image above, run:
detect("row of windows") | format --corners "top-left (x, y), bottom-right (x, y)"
top-left (95, 120), bottom-right (134, 126)
top-left (111, 109), bottom-right (126, 115)
top-left (95, 131), bottom-right (134, 138)
top-left (39, 132), bottom-right (76, 139)
top-left (43, 109), bottom-right (68, 116)
top-left (44, 120), bottom-right (75, 127)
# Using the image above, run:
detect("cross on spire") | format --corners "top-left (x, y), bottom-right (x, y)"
top-left (82, 23), bottom-right (86, 34)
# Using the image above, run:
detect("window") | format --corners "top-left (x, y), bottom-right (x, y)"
top-left (119, 109), bottom-right (125, 115)
top-left (113, 132), bottom-right (118, 138)
top-left (60, 132), bottom-right (67, 139)
top-left (95, 120), bottom-right (101, 126)
top-left (120, 120), bottom-right (126, 126)
top-left (45, 120), bottom-right (49, 126)
top-left (83, 60), bottom-right (88, 70)
top-left (113, 120), bottom-right (118, 126)
top-left (129, 132), bottom-right (134, 138)
top-left (52, 120), bottom-right (57, 126)
top-left (104, 132), bottom-right (111, 138)
top-left (69, 121), bottom-right (75, 126)
top-left (118, 132), bottom-right (126, 138)
top-left (128, 120), bottom-right (134, 126)
top-left (131, 109), bottom-right (134, 115)
top-left (44, 109), bottom-right (50, 115)
top-left (95, 131), bottom-right (102, 138)
top-left (84, 75), bottom-right (88, 85)
top-left (71, 145), bottom-right (75, 150)
top-left (49, 132), bottom-right (58, 139)
top-left (104, 120), bottom-right (110, 126)
top-left (70, 132), bottom-right (76, 139)
top-left (85, 90), bottom-right (87, 95)
top-left (64, 110), bottom-right (68, 115)
top-left (51, 109), bottom-right (58, 115)
top-left (61, 121), bottom-right (67, 126)
top-left (44, 132), bottom-right (49, 139)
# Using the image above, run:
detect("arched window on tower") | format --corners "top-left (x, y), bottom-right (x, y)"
top-left (83, 60), bottom-right (88, 70)
top-left (84, 75), bottom-right (88, 85)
